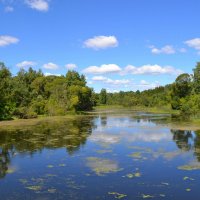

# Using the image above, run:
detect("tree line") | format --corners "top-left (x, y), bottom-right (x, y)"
top-left (97, 62), bottom-right (200, 116)
top-left (1, 61), bottom-right (200, 120)
top-left (0, 62), bottom-right (95, 120)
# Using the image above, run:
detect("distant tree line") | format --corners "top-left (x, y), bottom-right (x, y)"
top-left (1, 62), bottom-right (200, 120)
top-left (0, 62), bottom-right (95, 120)
top-left (97, 62), bottom-right (200, 116)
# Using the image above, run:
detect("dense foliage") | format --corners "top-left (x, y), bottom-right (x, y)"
top-left (1, 61), bottom-right (200, 120)
top-left (95, 62), bottom-right (200, 116)
top-left (0, 62), bottom-right (94, 120)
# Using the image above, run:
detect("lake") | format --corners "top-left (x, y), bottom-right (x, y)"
top-left (0, 111), bottom-right (200, 200)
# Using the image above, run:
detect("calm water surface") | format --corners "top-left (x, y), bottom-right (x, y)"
top-left (0, 112), bottom-right (200, 200)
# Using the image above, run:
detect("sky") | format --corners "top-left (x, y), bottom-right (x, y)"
top-left (0, 0), bottom-right (200, 92)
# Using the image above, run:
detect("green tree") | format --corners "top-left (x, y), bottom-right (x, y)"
top-left (171, 73), bottom-right (192, 110)
top-left (0, 63), bottom-right (13, 119)
top-left (193, 62), bottom-right (200, 94)
top-left (99, 89), bottom-right (107, 104)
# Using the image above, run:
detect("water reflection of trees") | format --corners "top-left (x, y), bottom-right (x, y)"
top-left (0, 116), bottom-right (96, 178)
top-left (171, 130), bottom-right (194, 151)
top-left (170, 129), bottom-right (200, 161)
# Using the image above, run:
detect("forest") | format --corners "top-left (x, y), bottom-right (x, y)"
top-left (0, 62), bottom-right (200, 120)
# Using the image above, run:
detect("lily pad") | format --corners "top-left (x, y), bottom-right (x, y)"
top-left (108, 192), bottom-right (127, 199)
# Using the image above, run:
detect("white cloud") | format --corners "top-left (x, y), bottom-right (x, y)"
top-left (43, 62), bottom-right (59, 70)
top-left (124, 64), bottom-right (183, 75)
top-left (0, 35), bottom-right (19, 47)
top-left (92, 76), bottom-right (130, 85)
top-left (150, 45), bottom-right (176, 54)
top-left (185, 38), bottom-right (200, 53)
top-left (140, 80), bottom-right (149, 85)
top-left (179, 48), bottom-right (187, 53)
top-left (65, 63), bottom-right (77, 70)
top-left (4, 6), bottom-right (14, 12)
top-left (16, 61), bottom-right (37, 68)
top-left (83, 64), bottom-right (122, 74)
top-left (83, 35), bottom-right (118, 50)
top-left (44, 72), bottom-right (61, 76)
top-left (25, 0), bottom-right (49, 12)
top-left (137, 80), bottom-right (160, 90)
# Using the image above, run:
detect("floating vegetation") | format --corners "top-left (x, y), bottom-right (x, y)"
top-left (6, 167), bottom-right (16, 174)
top-left (178, 165), bottom-right (200, 171)
top-left (47, 165), bottom-right (54, 168)
top-left (19, 179), bottom-right (28, 184)
top-left (141, 194), bottom-right (154, 198)
top-left (86, 157), bottom-right (123, 175)
top-left (124, 172), bottom-right (141, 178)
top-left (129, 152), bottom-right (142, 159)
top-left (48, 188), bottom-right (57, 193)
top-left (183, 176), bottom-right (195, 181)
top-left (108, 192), bottom-right (127, 199)
top-left (26, 185), bottom-right (42, 191)
top-left (186, 188), bottom-right (191, 192)
top-left (59, 164), bottom-right (66, 167)
top-left (45, 174), bottom-right (57, 177)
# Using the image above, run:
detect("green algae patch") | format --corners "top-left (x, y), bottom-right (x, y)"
top-left (108, 192), bottom-right (127, 199)
top-left (48, 188), bottom-right (57, 193)
top-left (178, 165), bottom-right (200, 171)
top-left (142, 194), bottom-right (154, 198)
top-left (59, 164), bottom-right (66, 167)
top-left (26, 185), bottom-right (42, 191)
top-left (19, 179), bottom-right (28, 184)
top-left (183, 176), bottom-right (194, 181)
top-left (47, 165), bottom-right (54, 168)
top-left (186, 188), bottom-right (191, 192)
top-left (86, 157), bottom-right (123, 176)
top-left (45, 174), bottom-right (57, 177)
top-left (124, 172), bottom-right (141, 179)
top-left (129, 152), bottom-right (142, 159)
top-left (6, 167), bottom-right (16, 174)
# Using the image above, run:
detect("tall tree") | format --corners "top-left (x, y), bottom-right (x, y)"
top-left (0, 63), bottom-right (13, 119)
top-left (193, 62), bottom-right (200, 94)
top-left (99, 89), bottom-right (107, 104)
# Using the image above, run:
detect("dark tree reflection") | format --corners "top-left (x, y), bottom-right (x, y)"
top-left (171, 129), bottom-right (194, 151)
top-left (0, 116), bottom-right (96, 178)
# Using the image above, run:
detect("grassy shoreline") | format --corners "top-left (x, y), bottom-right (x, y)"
top-left (94, 105), bottom-right (179, 114)
top-left (1, 106), bottom-right (200, 131)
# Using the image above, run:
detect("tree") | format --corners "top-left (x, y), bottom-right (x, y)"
top-left (0, 63), bottom-right (13, 119)
top-left (193, 62), bottom-right (200, 94)
top-left (99, 89), bottom-right (107, 104)
top-left (171, 73), bottom-right (192, 110)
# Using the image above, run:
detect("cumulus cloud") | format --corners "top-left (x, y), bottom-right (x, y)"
top-left (44, 72), bottom-right (61, 76)
top-left (0, 35), bottom-right (19, 47)
top-left (150, 45), bottom-right (176, 54)
top-left (16, 61), bottom-right (37, 68)
top-left (43, 62), bottom-right (59, 70)
top-left (25, 0), bottom-right (49, 12)
top-left (83, 35), bottom-right (118, 50)
top-left (92, 76), bottom-right (130, 85)
top-left (4, 6), bottom-right (14, 12)
top-left (65, 63), bottom-right (77, 70)
top-left (185, 38), bottom-right (200, 53)
top-left (83, 64), bottom-right (122, 74)
top-left (124, 64), bottom-right (183, 75)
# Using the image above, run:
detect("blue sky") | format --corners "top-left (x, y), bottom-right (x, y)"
top-left (0, 0), bottom-right (200, 92)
